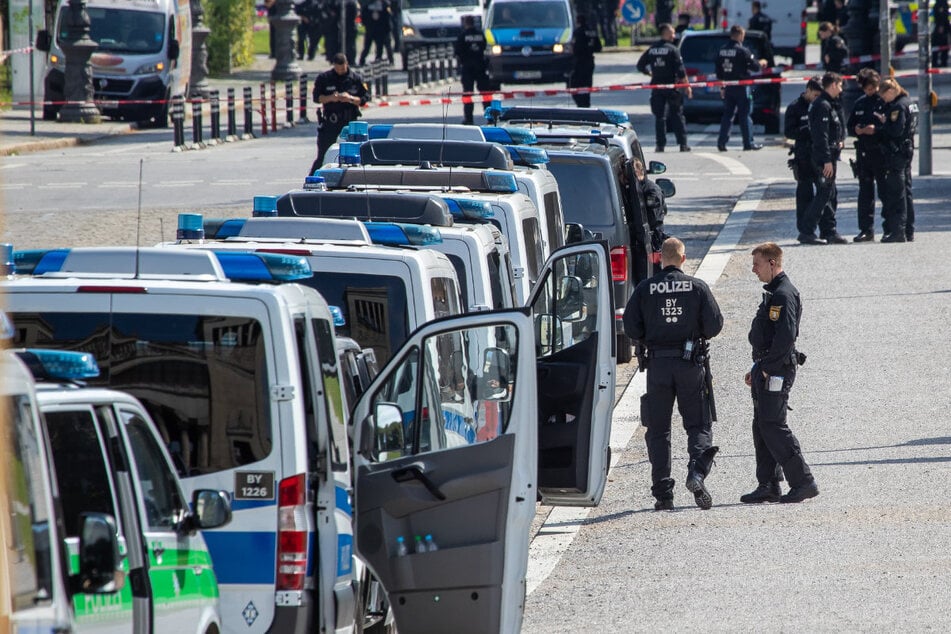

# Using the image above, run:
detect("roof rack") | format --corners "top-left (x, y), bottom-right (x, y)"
top-left (276, 190), bottom-right (454, 227)
top-left (486, 106), bottom-right (630, 126)
top-left (360, 139), bottom-right (514, 170)
top-left (315, 167), bottom-right (520, 195)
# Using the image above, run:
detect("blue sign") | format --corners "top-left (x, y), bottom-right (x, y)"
top-left (619, 0), bottom-right (645, 25)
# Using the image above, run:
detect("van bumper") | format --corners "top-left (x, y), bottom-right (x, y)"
top-left (486, 52), bottom-right (572, 84)
top-left (94, 75), bottom-right (168, 122)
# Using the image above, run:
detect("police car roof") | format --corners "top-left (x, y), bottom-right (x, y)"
top-left (494, 106), bottom-right (629, 126)
top-left (316, 165), bottom-right (519, 194)
top-left (239, 217), bottom-right (372, 241)
top-left (360, 139), bottom-right (514, 170)
top-left (388, 123), bottom-right (487, 142)
top-left (25, 247), bottom-right (228, 281)
top-left (276, 190), bottom-right (454, 227)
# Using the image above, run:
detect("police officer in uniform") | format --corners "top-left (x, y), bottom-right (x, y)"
top-left (741, 242), bottom-right (819, 504)
top-left (715, 25), bottom-right (765, 152)
top-left (308, 54), bottom-right (369, 176)
top-left (568, 14), bottom-right (602, 108)
top-left (748, 1), bottom-right (772, 42)
top-left (784, 77), bottom-right (822, 237)
top-left (800, 71), bottom-right (847, 245)
top-left (454, 15), bottom-right (491, 124)
top-left (847, 68), bottom-right (886, 242)
top-left (818, 21), bottom-right (849, 73)
top-left (876, 77), bottom-right (917, 242)
top-left (636, 23), bottom-right (692, 153)
top-left (623, 237), bottom-right (723, 511)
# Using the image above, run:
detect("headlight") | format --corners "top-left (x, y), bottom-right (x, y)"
top-left (552, 43), bottom-right (564, 53)
top-left (402, 25), bottom-right (416, 37)
top-left (491, 45), bottom-right (502, 55)
top-left (50, 54), bottom-right (59, 64)
top-left (134, 61), bottom-right (165, 74)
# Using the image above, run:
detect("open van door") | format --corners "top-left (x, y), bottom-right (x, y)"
top-left (351, 311), bottom-right (537, 634)
top-left (527, 242), bottom-right (615, 506)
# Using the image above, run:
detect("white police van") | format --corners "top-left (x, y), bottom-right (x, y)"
top-left (1, 343), bottom-right (231, 634)
top-left (3, 248), bottom-right (357, 634)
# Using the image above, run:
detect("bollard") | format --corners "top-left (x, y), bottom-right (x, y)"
top-left (285, 79), bottom-right (294, 125)
top-left (260, 83), bottom-right (268, 136)
top-left (299, 74), bottom-right (309, 123)
top-left (374, 61), bottom-right (384, 96)
top-left (191, 97), bottom-right (204, 146)
top-left (407, 50), bottom-right (416, 91)
top-left (227, 88), bottom-right (237, 138)
top-left (270, 80), bottom-right (277, 132)
top-left (172, 95), bottom-right (185, 149)
top-left (382, 63), bottom-right (389, 97)
top-left (243, 86), bottom-right (253, 137)
top-left (438, 46), bottom-right (447, 81)
top-left (210, 89), bottom-right (220, 141)
top-left (365, 63), bottom-right (375, 101)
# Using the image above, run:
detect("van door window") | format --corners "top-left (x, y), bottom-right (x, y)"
top-left (544, 191), bottom-right (564, 249)
top-left (119, 409), bottom-right (186, 531)
top-left (521, 217), bottom-right (544, 284)
top-left (431, 277), bottom-right (460, 319)
top-left (295, 318), bottom-right (321, 474)
top-left (530, 251), bottom-right (602, 356)
top-left (487, 251), bottom-right (506, 309)
top-left (312, 318), bottom-right (349, 472)
top-left (445, 254), bottom-right (470, 312)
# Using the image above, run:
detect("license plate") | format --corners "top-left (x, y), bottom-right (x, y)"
top-left (514, 70), bottom-right (542, 79)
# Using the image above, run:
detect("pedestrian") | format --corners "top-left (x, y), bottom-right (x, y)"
top-left (799, 71), bottom-right (847, 245)
top-left (266, 0), bottom-right (278, 58)
top-left (568, 13), bottom-right (602, 108)
top-left (345, 0), bottom-right (359, 65)
top-left (636, 23), bottom-right (692, 153)
top-left (321, 0), bottom-right (341, 63)
top-left (674, 13), bottom-right (691, 36)
top-left (847, 68), bottom-right (886, 243)
top-left (784, 76), bottom-right (822, 237)
top-left (358, 0), bottom-right (393, 65)
top-left (741, 243), bottom-right (819, 504)
top-left (715, 25), bottom-right (765, 152)
top-left (308, 53), bottom-right (369, 175)
top-left (702, 0), bottom-right (716, 30)
top-left (295, 0), bottom-right (321, 61)
top-left (748, 1), bottom-right (773, 42)
top-left (623, 237), bottom-right (724, 511)
top-left (875, 77), bottom-right (918, 242)
top-left (833, 0), bottom-right (849, 29)
top-left (629, 158), bottom-right (669, 272)
top-left (454, 14), bottom-right (491, 124)
top-left (818, 21), bottom-right (849, 73)
top-left (933, 0), bottom-right (949, 68)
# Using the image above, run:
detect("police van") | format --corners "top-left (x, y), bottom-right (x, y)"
top-left (1, 344), bottom-right (231, 634)
top-left (4, 248), bottom-right (358, 634)
top-left (719, 0), bottom-right (808, 64)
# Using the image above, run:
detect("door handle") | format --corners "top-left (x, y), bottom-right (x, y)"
top-left (391, 463), bottom-right (446, 501)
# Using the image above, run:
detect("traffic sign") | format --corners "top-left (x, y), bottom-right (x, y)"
top-left (619, 0), bottom-right (645, 25)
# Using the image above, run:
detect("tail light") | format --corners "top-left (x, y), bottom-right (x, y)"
top-left (610, 246), bottom-right (628, 282)
top-left (685, 67), bottom-right (700, 77)
top-left (277, 473), bottom-right (308, 591)
top-left (720, 8), bottom-right (728, 30)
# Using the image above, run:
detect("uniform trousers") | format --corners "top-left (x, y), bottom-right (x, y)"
top-left (750, 368), bottom-right (812, 487)
top-left (717, 86), bottom-right (754, 149)
top-left (650, 88), bottom-right (687, 148)
top-left (803, 161), bottom-right (838, 237)
top-left (460, 65), bottom-right (491, 122)
top-left (855, 156), bottom-right (885, 235)
top-left (569, 61), bottom-right (595, 108)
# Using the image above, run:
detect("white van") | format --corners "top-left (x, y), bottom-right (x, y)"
top-left (398, 0), bottom-right (482, 69)
top-left (36, 0), bottom-right (192, 125)
top-left (4, 248), bottom-right (357, 634)
top-left (719, 0), bottom-right (808, 64)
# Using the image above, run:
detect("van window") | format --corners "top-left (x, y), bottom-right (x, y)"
top-left (546, 158), bottom-right (619, 226)
top-left (521, 217), bottom-right (544, 284)
top-left (4, 395), bottom-right (53, 610)
top-left (445, 254), bottom-right (470, 311)
top-left (488, 1), bottom-right (569, 28)
top-left (59, 6), bottom-right (165, 54)
top-left (294, 318), bottom-right (321, 476)
top-left (487, 251), bottom-right (506, 309)
top-left (544, 191), bottom-right (565, 249)
top-left (431, 277), bottom-right (460, 319)
top-left (313, 319), bottom-right (349, 472)
top-left (120, 409), bottom-right (187, 531)
top-left (12, 312), bottom-right (272, 476)
top-left (44, 408), bottom-right (119, 537)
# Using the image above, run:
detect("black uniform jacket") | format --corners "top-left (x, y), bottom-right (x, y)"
top-left (624, 266), bottom-right (723, 349)
top-left (571, 25), bottom-right (602, 65)
top-left (455, 26), bottom-right (487, 69)
top-left (822, 34), bottom-right (849, 72)
top-left (314, 67), bottom-right (369, 120)
top-left (636, 39), bottom-right (686, 84)
top-left (808, 90), bottom-right (844, 165)
top-left (784, 94), bottom-right (812, 161)
top-left (749, 272), bottom-right (801, 376)
top-left (715, 39), bottom-right (761, 81)
top-left (847, 92), bottom-right (885, 156)
top-left (880, 94), bottom-right (916, 166)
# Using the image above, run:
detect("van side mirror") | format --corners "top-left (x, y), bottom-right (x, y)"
top-left (35, 30), bottom-right (51, 52)
top-left (76, 513), bottom-right (123, 594)
top-left (656, 177), bottom-right (676, 198)
top-left (185, 490), bottom-right (233, 532)
top-left (366, 402), bottom-right (405, 461)
top-left (648, 160), bottom-right (666, 175)
top-left (564, 223), bottom-right (596, 244)
top-left (479, 347), bottom-right (511, 402)
top-left (168, 39), bottom-right (180, 61)
top-left (556, 275), bottom-right (585, 322)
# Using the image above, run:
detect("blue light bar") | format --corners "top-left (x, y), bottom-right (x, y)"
top-left (444, 198), bottom-right (494, 220)
top-left (213, 251), bottom-right (313, 283)
top-left (0, 311), bottom-right (14, 340)
top-left (317, 168), bottom-right (345, 188)
top-left (253, 196), bottom-right (278, 218)
top-left (339, 142), bottom-right (362, 165)
top-left (481, 126), bottom-right (537, 145)
top-left (1, 243), bottom-right (13, 276)
top-left (203, 218), bottom-right (247, 239)
top-left (349, 121), bottom-right (369, 142)
top-left (329, 305), bottom-right (346, 327)
top-left (20, 349), bottom-right (100, 381)
top-left (177, 213), bottom-right (204, 241)
top-left (340, 123), bottom-right (392, 141)
top-left (484, 172), bottom-right (518, 193)
top-left (364, 222), bottom-right (443, 246)
top-left (303, 175), bottom-right (328, 191)
top-left (602, 109), bottom-right (630, 125)
top-left (13, 249), bottom-right (69, 275)
top-left (504, 145), bottom-right (549, 165)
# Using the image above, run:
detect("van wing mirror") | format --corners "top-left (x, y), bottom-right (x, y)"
top-left (76, 513), bottom-right (124, 594)
top-left (189, 489), bottom-right (233, 531)
top-left (479, 346), bottom-right (512, 402)
top-left (564, 223), bottom-right (597, 244)
top-left (555, 275), bottom-right (585, 322)
top-left (365, 402), bottom-right (405, 461)
top-left (656, 177), bottom-right (676, 198)
top-left (648, 160), bottom-right (666, 175)
top-left (35, 29), bottom-right (51, 52)
top-left (168, 39), bottom-right (180, 61)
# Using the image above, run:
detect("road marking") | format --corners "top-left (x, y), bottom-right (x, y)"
top-left (525, 179), bottom-right (769, 597)
top-left (97, 181), bottom-right (139, 188)
top-left (0, 184), bottom-right (26, 190)
top-left (153, 180), bottom-right (204, 188)
top-left (0, 163), bottom-right (25, 170)
top-left (695, 152), bottom-right (752, 176)
top-left (37, 182), bottom-right (85, 189)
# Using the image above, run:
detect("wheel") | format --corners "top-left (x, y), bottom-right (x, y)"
top-left (42, 104), bottom-right (58, 121)
top-left (616, 333), bottom-right (633, 364)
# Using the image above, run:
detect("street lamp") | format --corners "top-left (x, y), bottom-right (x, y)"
top-left (58, 0), bottom-right (101, 123)
top-left (270, 0), bottom-right (302, 81)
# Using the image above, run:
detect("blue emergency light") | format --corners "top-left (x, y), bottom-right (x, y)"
top-left (349, 121), bottom-right (369, 142)
top-left (213, 251), bottom-right (313, 282)
top-left (303, 175), bottom-right (328, 191)
top-left (481, 126), bottom-right (538, 145)
top-left (316, 168), bottom-right (346, 188)
top-left (13, 249), bottom-right (69, 276)
top-left (1, 243), bottom-right (14, 276)
top-left (177, 213), bottom-right (205, 240)
top-left (364, 222), bottom-right (442, 246)
top-left (18, 349), bottom-right (101, 381)
top-left (484, 172), bottom-right (518, 193)
top-left (504, 145), bottom-right (549, 165)
top-left (339, 142), bottom-right (362, 165)
top-left (328, 305), bottom-right (346, 327)
top-left (207, 218), bottom-right (247, 239)
top-left (444, 198), bottom-right (494, 220)
top-left (253, 195), bottom-right (279, 217)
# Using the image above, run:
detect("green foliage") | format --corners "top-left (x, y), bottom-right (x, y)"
top-left (204, 0), bottom-right (256, 75)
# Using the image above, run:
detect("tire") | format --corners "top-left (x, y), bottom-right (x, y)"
top-left (616, 333), bottom-right (633, 364)
top-left (42, 104), bottom-right (58, 121)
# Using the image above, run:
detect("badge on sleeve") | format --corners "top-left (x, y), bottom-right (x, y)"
top-left (890, 110), bottom-right (899, 121)
top-left (769, 305), bottom-right (782, 321)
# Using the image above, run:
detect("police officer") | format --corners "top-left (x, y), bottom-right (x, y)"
top-left (308, 53), bottom-right (369, 176)
top-left (568, 14), bottom-right (602, 108)
top-left (800, 71), bottom-right (847, 245)
top-left (876, 77), bottom-right (917, 242)
top-left (933, 0), bottom-right (949, 68)
top-left (630, 158), bottom-right (668, 273)
top-left (818, 21), bottom-right (849, 73)
top-left (741, 242), bottom-right (819, 504)
top-left (295, 0), bottom-right (321, 61)
top-left (636, 23), bottom-right (692, 153)
top-left (748, 1), bottom-right (772, 42)
top-left (847, 68), bottom-right (886, 242)
top-left (623, 237), bottom-right (723, 511)
top-left (715, 25), bottom-right (765, 152)
top-left (454, 15), bottom-right (491, 124)
top-left (784, 77), bottom-right (822, 238)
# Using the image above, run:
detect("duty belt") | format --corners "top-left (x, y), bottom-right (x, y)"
top-left (648, 347), bottom-right (684, 358)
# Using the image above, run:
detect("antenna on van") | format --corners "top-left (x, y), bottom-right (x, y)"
top-left (135, 158), bottom-right (144, 278)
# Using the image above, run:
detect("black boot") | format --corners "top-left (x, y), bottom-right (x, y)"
top-left (685, 446), bottom-right (718, 510)
top-left (740, 481), bottom-right (782, 503)
top-left (652, 477), bottom-right (675, 511)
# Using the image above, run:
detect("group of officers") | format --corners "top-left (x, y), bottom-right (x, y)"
top-left (286, 0), bottom-right (399, 66)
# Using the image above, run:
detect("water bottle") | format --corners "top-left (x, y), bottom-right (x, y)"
top-left (395, 536), bottom-right (408, 557)
top-left (424, 534), bottom-right (438, 552)
top-left (413, 535), bottom-right (424, 554)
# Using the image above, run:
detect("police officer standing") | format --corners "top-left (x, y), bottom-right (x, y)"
top-left (636, 23), bottom-right (692, 153)
top-left (308, 53), bottom-right (369, 176)
top-left (818, 21), bottom-right (849, 73)
top-left (454, 15), bottom-right (491, 125)
top-left (784, 77), bottom-right (822, 238)
top-left (748, 1), bottom-right (772, 42)
top-left (800, 72), bottom-right (847, 245)
top-left (847, 68), bottom-right (886, 242)
top-left (741, 242), bottom-right (819, 504)
top-left (569, 14), bottom-right (602, 108)
top-left (715, 25), bottom-right (765, 152)
top-left (876, 77), bottom-right (917, 242)
top-left (623, 237), bottom-right (723, 511)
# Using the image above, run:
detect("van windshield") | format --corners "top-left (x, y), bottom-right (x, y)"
top-left (487, 1), bottom-right (569, 28)
top-left (57, 7), bottom-right (165, 54)
top-left (545, 157), bottom-right (619, 226)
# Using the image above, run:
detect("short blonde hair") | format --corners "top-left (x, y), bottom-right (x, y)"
top-left (751, 242), bottom-right (783, 265)
top-left (661, 237), bottom-right (685, 266)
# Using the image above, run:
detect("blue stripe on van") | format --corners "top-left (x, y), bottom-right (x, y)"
top-left (335, 486), bottom-right (352, 517)
top-left (338, 533), bottom-right (354, 577)
top-left (230, 498), bottom-right (277, 512)
top-left (203, 532), bottom-right (276, 584)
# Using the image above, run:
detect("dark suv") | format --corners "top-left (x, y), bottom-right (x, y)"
top-left (678, 29), bottom-right (781, 134)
